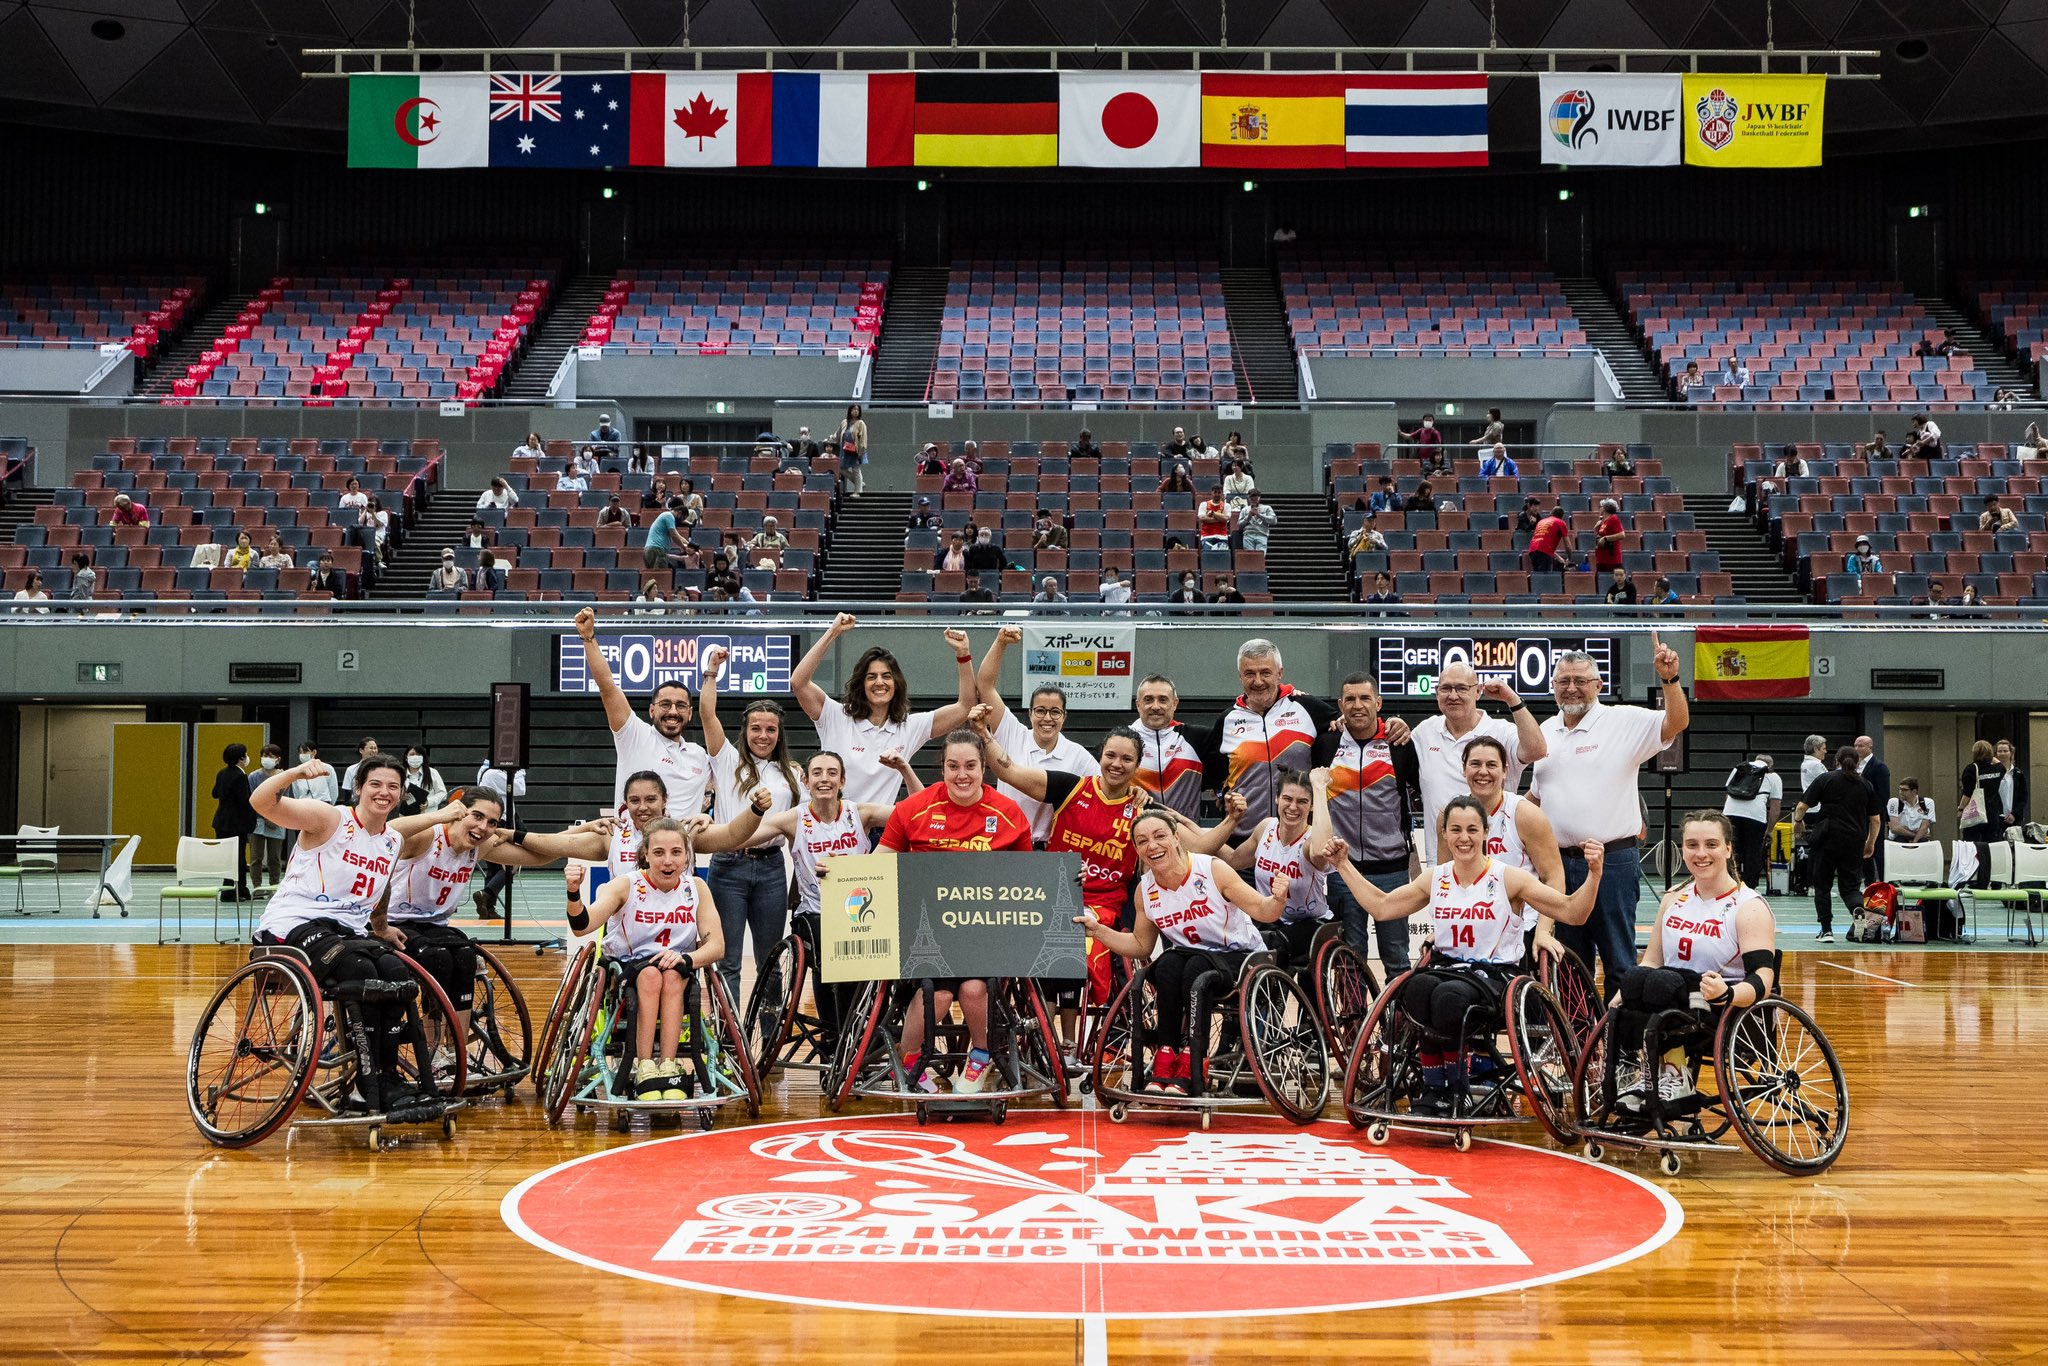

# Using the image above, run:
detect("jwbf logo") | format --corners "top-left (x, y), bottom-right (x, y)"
top-left (503, 1116), bottom-right (1681, 1318)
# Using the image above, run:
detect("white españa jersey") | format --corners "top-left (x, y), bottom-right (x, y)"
top-left (256, 812), bottom-right (402, 938)
top-left (1253, 820), bottom-right (1330, 925)
top-left (607, 808), bottom-right (644, 880)
top-left (1659, 880), bottom-right (1761, 982)
top-left (387, 825), bottom-right (480, 924)
top-left (1429, 858), bottom-right (1522, 965)
top-left (605, 872), bottom-right (703, 960)
top-left (1142, 853), bottom-right (1263, 953)
top-left (1483, 793), bottom-right (1536, 935)
top-left (792, 802), bottom-right (870, 918)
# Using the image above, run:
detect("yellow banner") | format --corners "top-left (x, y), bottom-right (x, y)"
top-left (1682, 74), bottom-right (1824, 167)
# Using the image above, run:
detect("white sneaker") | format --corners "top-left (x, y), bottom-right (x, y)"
top-left (1657, 1064), bottom-right (1694, 1103)
top-left (431, 1046), bottom-right (458, 1080)
top-left (1815, 931), bottom-right (1835, 944)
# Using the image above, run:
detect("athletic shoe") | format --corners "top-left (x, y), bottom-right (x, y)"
top-left (908, 1068), bottom-right (942, 1095)
top-left (1657, 1064), bottom-right (1694, 1103)
top-left (472, 891), bottom-right (500, 921)
top-left (1411, 1087), bottom-right (1453, 1118)
top-left (953, 1049), bottom-right (993, 1095)
top-left (1143, 1049), bottom-right (1176, 1094)
top-left (1815, 932), bottom-right (1835, 944)
top-left (431, 1046), bottom-right (459, 1081)
top-left (630, 1057), bottom-right (661, 1098)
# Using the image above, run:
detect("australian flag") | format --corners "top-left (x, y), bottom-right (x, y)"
top-left (490, 74), bottom-right (629, 167)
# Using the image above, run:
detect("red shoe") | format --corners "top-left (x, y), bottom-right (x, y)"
top-left (1144, 1048), bottom-right (1177, 1093)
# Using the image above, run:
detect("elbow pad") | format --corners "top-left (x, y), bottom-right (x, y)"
top-left (1740, 947), bottom-right (1775, 1000)
top-left (566, 908), bottom-right (590, 933)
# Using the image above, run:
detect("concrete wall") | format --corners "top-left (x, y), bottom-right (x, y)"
top-left (0, 348), bottom-right (131, 396)
top-left (1306, 355), bottom-right (1598, 404)
top-left (577, 352), bottom-right (863, 401)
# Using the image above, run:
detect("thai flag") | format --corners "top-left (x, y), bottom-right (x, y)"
top-left (1344, 75), bottom-right (1489, 167)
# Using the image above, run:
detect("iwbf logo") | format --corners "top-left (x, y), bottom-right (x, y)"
top-left (1537, 74), bottom-right (1680, 166)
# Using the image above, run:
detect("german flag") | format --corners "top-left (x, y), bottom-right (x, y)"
top-left (1693, 625), bottom-right (1811, 700)
top-left (914, 72), bottom-right (1058, 167)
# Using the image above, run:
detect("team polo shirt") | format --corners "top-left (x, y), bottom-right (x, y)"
top-left (1529, 702), bottom-right (1668, 846)
top-left (1131, 721), bottom-right (1204, 818)
top-left (813, 706), bottom-right (938, 807)
top-left (992, 708), bottom-right (1099, 844)
top-left (1412, 713), bottom-right (1527, 865)
top-left (612, 715), bottom-right (713, 820)
top-left (1201, 685), bottom-right (1337, 829)
top-left (879, 783), bottom-right (1032, 853)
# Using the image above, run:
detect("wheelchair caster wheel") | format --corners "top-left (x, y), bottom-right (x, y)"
top-left (366, 1126), bottom-right (383, 1151)
top-left (441, 1115), bottom-right (458, 1141)
top-left (1108, 1103), bottom-right (1128, 1123)
top-left (1078, 1076), bottom-right (1093, 1097)
top-left (1453, 1128), bottom-right (1473, 1153)
top-left (1583, 1141), bottom-right (1605, 1161)
top-left (915, 1104), bottom-right (930, 1126)
top-left (1658, 1150), bottom-right (1682, 1177)
top-left (698, 1108), bottom-right (716, 1132)
top-left (990, 1101), bottom-right (1007, 1125)
top-left (1366, 1121), bottom-right (1390, 1146)
top-left (1200, 1109), bottom-right (1212, 1132)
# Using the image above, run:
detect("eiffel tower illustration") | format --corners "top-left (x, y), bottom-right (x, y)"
top-left (901, 902), bottom-right (948, 981)
top-left (1029, 857), bottom-right (1086, 978)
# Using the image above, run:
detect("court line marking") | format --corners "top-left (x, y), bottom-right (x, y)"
top-left (1816, 960), bottom-right (1919, 987)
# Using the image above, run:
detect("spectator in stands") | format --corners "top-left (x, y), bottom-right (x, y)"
top-left (464, 519), bottom-right (490, 551)
top-left (641, 474), bottom-right (673, 511)
top-left (907, 498), bottom-right (940, 535)
top-left (1846, 537), bottom-right (1884, 575)
top-left (1222, 458), bottom-right (1256, 513)
top-left (598, 494), bottom-right (633, 529)
top-left (1650, 575), bottom-right (1681, 614)
top-left (477, 477), bottom-right (517, 512)
top-left (109, 492), bottom-right (149, 528)
top-left (2022, 421), bottom-right (2048, 458)
top-left (431, 549), bottom-right (465, 592)
top-left (965, 527), bottom-right (1004, 579)
top-left (1071, 428), bottom-right (1101, 460)
top-left (1773, 451), bottom-right (1810, 479)
top-left (1980, 494), bottom-right (2019, 534)
top-left (788, 426), bottom-right (820, 462)
top-left (1169, 572), bottom-right (1204, 611)
top-left (1161, 462), bottom-right (1195, 494)
top-left (643, 505), bottom-right (681, 570)
top-left (1368, 476), bottom-right (1400, 515)
top-left (257, 534), bottom-right (292, 572)
top-left (1222, 432), bottom-right (1251, 471)
top-left (1887, 778), bottom-right (1935, 844)
top-left (916, 443), bottom-right (947, 477)
top-left (626, 443), bottom-right (657, 475)
top-left (1992, 387), bottom-right (2020, 411)
top-left (955, 441), bottom-right (981, 474)
top-left (1100, 569), bottom-right (1133, 614)
top-left (224, 530), bottom-right (257, 571)
top-left (1592, 499), bottom-right (1625, 574)
top-left (472, 550), bottom-right (505, 594)
top-left (1403, 481), bottom-right (1437, 514)
top-left (677, 478), bottom-right (704, 527)
top-left (745, 516), bottom-right (790, 563)
top-left (514, 430), bottom-right (546, 461)
top-left (1209, 575), bottom-right (1246, 605)
top-left (1166, 427), bottom-right (1191, 458)
top-left (1033, 576), bottom-right (1067, 605)
top-left (1032, 510), bottom-right (1068, 551)
top-left (1516, 496), bottom-right (1543, 540)
top-left (1996, 739), bottom-right (2029, 836)
top-left (938, 532), bottom-right (967, 573)
top-left (11, 570), bottom-right (49, 613)
top-left (1718, 356), bottom-right (1752, 390)
top-left (1860, 430), bottom-right (1892, 459)
top-left (1603, 567), bottom-right (1638, 605)
top-left (357, 496), bottom-right (391, 567)
top-left (1906, 413), bottom-right (1944, 459)
top-left (1363, 570), bottom-right (1401, 616)
top-left (1956, 582), bottom-right (1988, 616)
top-left (1347, 512), bottom-right (1387, 557)
top-left (556, 461), bottom-right (590, 493)
top-left (1198, 487), bottom-right (1231, 548)
top-left (1401, 414), bottom-right (1445, 473)
top-left (1528, 504), bottom-right (1570, 574)
top-left (309, 552), bottom-right (347, 598)
top-left (1917, 328), bottom-right (1960, 358)
top-left (942, 458), bottom-right (977, 492)
top-left (633, 581), bottom-right (669, 615)
top-left (837, 403), bottom-right (868, 497)
top-left (338, 476), bottom-right (368, 513)
top-left (1602, 447), bottom-right (1636, 477)
top-left (68, 553), bottom-right (94, 602)
top-left (959, 582), bottom-right (997, 610)
top-left (1677, 360), bottom-right (1705, 402)
top-left (589, 413), bottom-right (623, 456)
top-left (1479, 441), bottom-right (1518, 480)
top-left (574, 445), bottom-right (602, 478)
top-left (1470, 408), bottom-right (1505, 456)
top-left (1238, 491), bottom-right (1277, 552)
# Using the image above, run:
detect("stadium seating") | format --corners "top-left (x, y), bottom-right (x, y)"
top-left (1324, 444), bottom-right (1731, 606)
top-left (0, 275), bottom-right (204, 360)
top-left (929, 257), bottom-right (1237, 405)
top-left (1282, 253), bottom-right (1586, 357)
top-left (582, 259), bottom-right (886, 355)
top-left (1966, 275), bottom-right (2048, 367)
top-left (1621, 265), bottom-right (1991, 403)
top-left (1733, 442), bottom-right (2044, 607)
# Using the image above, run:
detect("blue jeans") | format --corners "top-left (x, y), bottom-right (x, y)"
top-left (708, 851), bottom-right (790, 1008)
top-left (1328, 865), bottom-right (1413, 974)
top-left (1554, 845), bottom-right (1641, 999)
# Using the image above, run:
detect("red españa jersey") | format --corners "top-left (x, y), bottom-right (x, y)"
top-left (879, 783), bottom-right (1032, 853)
top-left (1043, 771), bottom-right (1142, 918)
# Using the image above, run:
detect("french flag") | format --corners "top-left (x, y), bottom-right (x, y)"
top-left (742, 71), bottom-right (912, 168)
top-left (1344, 75), bottom-right (1489, 167)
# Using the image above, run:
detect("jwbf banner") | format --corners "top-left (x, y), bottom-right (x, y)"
top-left (1537, 74), bottom-right (1680, 166)
top-left (1024, 626), bottom-right (1135, 709)
top-left (1683, 73), bottom-right (1825, 167)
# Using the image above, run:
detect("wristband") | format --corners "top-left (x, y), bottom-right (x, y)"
top-left (1509, 702), bottom-right (1530, 713)
top-left (565, 891), bottom-right (582, 903)
top-left (1659, 675), bottom-right (1682, 685)
top-left (956, 654), bottom-right (972, 663)
top-left (510, 827), bottom-right (528, 846)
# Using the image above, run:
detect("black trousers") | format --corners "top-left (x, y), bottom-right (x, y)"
top-left (1809, 840), bottom-right (1863, 934)
top-left (1729, 816), bottom-right (1769, 889)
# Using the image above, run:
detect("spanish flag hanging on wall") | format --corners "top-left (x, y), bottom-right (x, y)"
top-left (1693, 625), bottom-right (1812, 700)
top-left (1199, 73), bottom-right (1347, 168)
top-left (914, 72), bottom-right (1059, 167)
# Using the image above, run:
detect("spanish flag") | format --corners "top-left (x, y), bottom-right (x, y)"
top-left (1200, 73), bottom-right (1347, 168)
top-left (1693, 625), bottom-right (1811, 701)
top-left (914, 72), bottom-right (1058, 167)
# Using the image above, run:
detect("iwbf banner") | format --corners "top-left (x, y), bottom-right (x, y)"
top-left (1683, 74), bottom-right (1825, 167)
top-left (1537, 75), bottom-right (1679, 166)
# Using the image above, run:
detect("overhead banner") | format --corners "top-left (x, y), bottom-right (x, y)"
top-left (1538, 74), bottom-right (1680, 166)
top-left (1344, 74), bottom-right (1489, 168)
top-left (1693, 625), bottom-right (1811, 700)
top-left (1023, 625), bottom-right (1136, 709)
top-left (1059, 71), bottom-right (1201, 168)
top-left (817, 852), bottom-right (1087, 983)
top-left (1682, 74), bottom-right (1825, 167)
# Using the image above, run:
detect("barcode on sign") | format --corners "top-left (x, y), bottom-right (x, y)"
top-left (843, 938), bottom-right (893, 956)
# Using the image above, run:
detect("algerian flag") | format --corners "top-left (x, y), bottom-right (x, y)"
top-left (349, 74), bottom-right (489, 168)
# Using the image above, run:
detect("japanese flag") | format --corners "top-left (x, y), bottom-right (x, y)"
top-left (1059, 72), bottom-right (1200, 168)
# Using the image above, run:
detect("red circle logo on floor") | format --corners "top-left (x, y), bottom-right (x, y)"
top-left (503, 1114), bottom-right (1681, 1318)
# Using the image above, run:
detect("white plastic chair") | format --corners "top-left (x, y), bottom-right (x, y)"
top-left (15, 824), bottom-right (61, 912)
top-left (1888, 840), bottom-right (1965, 941)
top-left (160, 836), bottom-right (242, 944)
top-left (93, 835), bottom-right (140, 919)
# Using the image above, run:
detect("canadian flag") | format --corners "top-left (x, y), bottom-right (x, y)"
top-left (1059, 72), bottom-right (1200, 167)
top-left (630, 72), bottom-right (738, 167)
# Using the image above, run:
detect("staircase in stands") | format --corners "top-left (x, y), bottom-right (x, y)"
top-left (1219, 269), bottom-right (1300, 405)
top-left (371, 487), bottom-right (481, 599)
top-left (138, 293), bottom-right (252, 399)
top-left (1262, 493), bottom-right (1351, 602)
top-left (817, 492), bottom-right (912, 602)
top-left (0, 484), bottom-right (54, 549)
top-left (1918, 294), bottom-right (2035, 399)
top-left (1561, 277), bottom-right (1667, 402)
top-left (503, 276), bottom-right (612, 401)
top-left (1682, 493), bottom-right (1806, 605)
top-left (870, 267), bottom-right (951, 403)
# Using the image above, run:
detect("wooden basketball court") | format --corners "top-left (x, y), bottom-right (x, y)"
top-left (2, 943), bottom-right (2039, 1363)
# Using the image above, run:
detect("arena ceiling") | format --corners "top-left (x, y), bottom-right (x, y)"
top-left (2, 0), bottom-right (2046, 157)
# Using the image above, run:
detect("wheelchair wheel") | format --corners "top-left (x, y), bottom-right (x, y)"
top-left (465, 945), bottom-right (533, 1097)
top-left (1240, 964), bottom-right (1330, 1124)
top-left (1539, 946), bottom-right (1601, 1040)
top-left (187, 956), bottom-right (324, 1148)
top-left (705, 969), bottom-right (762, 1116)
top-left (1341, 968), bottom-right (1415, 1127)
top-left (1571, 1010), bottom-right (1618, 1128)
top-left (824, 980), bottom-right (885, 1112)
top-left (1714, 998), bottom-right (1850, 1175)
top-left (542, 951), bottom-right (604, 1125)
top-left (393, 951), bottom-right (468, 1102)
top-left (532, 944), bottom-right (593, 1096)
top-left (1090, 965), bottom-right (1155, 1100)
top-left (743, 933), bottom-right (805, 1083)
top-left (1505, 976), bottom-right (1578, 1145)
top-left (1011, 978), bottom-right (1068, 1108)
top-left (1311, 936), bottom-right (1379, 1062)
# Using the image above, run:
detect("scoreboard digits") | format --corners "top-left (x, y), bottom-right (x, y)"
top-left (1376, 636), bottom-right (1615, 698)
top-left (556, 633), bottom-right (794, 696)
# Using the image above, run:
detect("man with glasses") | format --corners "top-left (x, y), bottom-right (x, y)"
top-left (1411, 661), bottom-right (1546, 866)
top-left (976, 625), bottom-right (1099, 845)
top-left (1527, 636), bottom-right (1689, 998)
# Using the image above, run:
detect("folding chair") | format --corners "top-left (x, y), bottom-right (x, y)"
top-left (161, 836), bottom-right (242, 944)
top-left (1887, 840), bottom-right (1965, 942)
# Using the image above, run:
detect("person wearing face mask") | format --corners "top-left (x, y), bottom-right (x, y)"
top-left (1099, 567), bottom-right (1133, 614)
top-left (284, 743), bottom-right (336, 856)
top-left (399, 747), bottom-right (448, 817)
top-left (1169, 571), bottom-right (1203, 612)
top-left (247, 744), bottom-right (289, 891)
top-left (964, 525), bottom-right (1004, 579)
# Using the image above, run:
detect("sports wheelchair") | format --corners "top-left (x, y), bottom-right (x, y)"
top-left (186, 943), bottom-right (464, 1150)
top-left (824, 975), bottom-right (1067, 1125)
top-left (1260, 919), bottom-right (1381, 1066)
top-left (1090, 950), bottom-right (1330, 1129)
top-left (742, 917), bottom-right (843, 1088)
top-left (1571, 956), bottom-right (1848, 1176)
top-left (538, 945), bottom-right (760, 1131)
top-left (1341, 954), bottom-right (1581, 1151)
